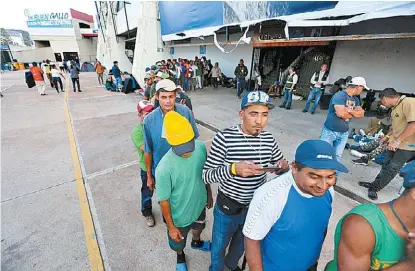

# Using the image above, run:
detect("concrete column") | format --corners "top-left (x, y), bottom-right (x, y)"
top-left (132, 1), bottom-right (170, 87)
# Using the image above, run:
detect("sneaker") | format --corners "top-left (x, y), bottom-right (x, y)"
top-left (311, 111), bottom-right (315, 115)
top-left (352, 157), bottom-right (369, 165)
top-left (350, 150), bottom-right (365, 158)
top-left (145, 215), bottom-right (155, 227)
top-left (285, 106), bottom-right (291, 110)
top-left (279, 104), bottom-right (285, 108)
top-left (302, 109), bottom-right (307, 113)
top-left (368, 190), bottom-right (378, 200)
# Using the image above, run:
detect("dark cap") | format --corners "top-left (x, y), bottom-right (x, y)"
top-left (400, 161), bottom-right (415, 188)
top-left (379, 88), bottom-right (399, 99)
top-left (295, 140), bottom-right (349, 173)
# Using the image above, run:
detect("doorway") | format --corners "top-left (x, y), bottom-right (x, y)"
top-left (252, 44), bottom-right (335, 97)
top-left (63, 52), bottom-right (79, 61)
top-left (54, 53), bottom-right (63, 62)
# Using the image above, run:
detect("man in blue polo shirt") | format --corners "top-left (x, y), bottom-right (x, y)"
top-left (143, 79), bottom-right (200, 226)
top-left (111, 61), bottom-right (123, 91)
top-left (243, 140), bottom-right (349, 271)
top-left (320, 77), bottom-right (367, 162)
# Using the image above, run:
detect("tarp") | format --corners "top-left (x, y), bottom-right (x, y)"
top-left (159, 1), bottom-right (337, 36)
top-left (162, 1), bottom-right (415, 42)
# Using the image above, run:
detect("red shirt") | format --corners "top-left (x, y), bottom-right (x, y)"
top-left (30, 66), bottom-right (44, 81)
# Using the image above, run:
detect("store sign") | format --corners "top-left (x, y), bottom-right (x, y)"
top-left (25, 9), bottom-right (73, 28)
top-left (258, 26), bottom-right (286, 41)
top-left (200, 45), bottom-right (206, 55)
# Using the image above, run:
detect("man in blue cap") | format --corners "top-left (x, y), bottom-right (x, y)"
top-left (204, 90), bottom-right (289, 271)
top-left (243, 139), bottom-right (348, 271)
top-left (325, 160), bottom-right (415, 271)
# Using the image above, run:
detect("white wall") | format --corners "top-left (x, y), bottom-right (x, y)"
top-left (173, 43), bottom-right (253, 78)
top-left (49, 39), bottom-right (79, 54)
top-left (77, 38), bottom-right (97, 62)
top-left (330, 38), bottom-right (415, 94)
top-left (12, 47), bottom-right (55, 63)
top-left (115, 2), bottom-right (140, 34)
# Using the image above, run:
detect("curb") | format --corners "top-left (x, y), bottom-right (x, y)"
top-left (196, 118), bottom-right (368, 204)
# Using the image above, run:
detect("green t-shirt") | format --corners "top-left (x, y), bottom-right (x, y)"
top-left (325, 204), bottom-right (405, 271)
top-left (155, 139), bottom-right (207, 228)
top-left (131, 123), bottom-right (146, 171)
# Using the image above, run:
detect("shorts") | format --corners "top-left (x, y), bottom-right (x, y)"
top-left (167, 208), bottom-right (206, 252)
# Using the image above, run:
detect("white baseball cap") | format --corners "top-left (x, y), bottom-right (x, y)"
top-left (349, 77), bottom-right (369, 90)
top-left (156, 79), bottom-right (178, 92)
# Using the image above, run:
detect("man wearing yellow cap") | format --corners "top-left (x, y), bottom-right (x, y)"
top-left (156, 111), bottom-right (213, 271)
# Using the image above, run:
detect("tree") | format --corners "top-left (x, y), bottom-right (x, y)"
top-left (0, 28), bottom-right (12, 45)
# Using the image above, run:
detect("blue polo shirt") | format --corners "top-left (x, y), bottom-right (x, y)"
top-left (324, 91), bottom-right (360, 133)
top-left (143, 103), bottom-right (199, 176)
top-left (243, 173), bottom-right (333, 271)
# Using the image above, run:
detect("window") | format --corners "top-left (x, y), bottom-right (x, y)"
top-left (79, 23), bottom-right (91, 29)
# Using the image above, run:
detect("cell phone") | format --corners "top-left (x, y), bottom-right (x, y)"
top-left (262, 167), bottom-right (281, 172)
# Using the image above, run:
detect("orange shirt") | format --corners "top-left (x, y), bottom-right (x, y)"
top-left (95, 64), bottom-right (105, 74)
top-left (30, 66), bottom-right (44, 81)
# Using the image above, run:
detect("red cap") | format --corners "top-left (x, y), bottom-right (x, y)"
top-left (137, 100), bottom-right (154, 114)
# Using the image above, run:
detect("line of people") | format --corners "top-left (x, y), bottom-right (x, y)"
top-left (131, 81), bottom-right (415, 270)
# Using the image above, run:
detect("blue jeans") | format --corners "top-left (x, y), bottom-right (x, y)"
top-left (210, 203), bottom-right (248, 271)
top-left (304, 87), bottom-right (323, 112)
top-left (281, 89), bottom-right (293, 107)
top-left (115, 76), bottom-right (123, 91)
top-left (140, 170), bottom-right (153, 216)
top-left (320, 126), bottom-right (349, 162)
top-left (184, 78), bottom-right (190, 91)
top-left (236, 78), bottom-right (245, 97)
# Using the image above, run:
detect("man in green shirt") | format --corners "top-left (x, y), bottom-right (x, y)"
top-left (131, 100), bottom-right (155, 227)
top-left (156, 111), bottom-right (213, 271)
top-left (325, 160), bottom-right (415, 271)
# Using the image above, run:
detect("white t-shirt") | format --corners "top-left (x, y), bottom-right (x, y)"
top-left (191, 65), bottom-right (198, 78)
top-left (243, 171), bottom-right (334, 240)
top-left (51, 68), bottom-right (61, 78)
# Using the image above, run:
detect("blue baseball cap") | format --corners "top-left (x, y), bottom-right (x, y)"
top-left (241, 90), bottom-right (275, 110)
top-left (400, 161), bottom-right (415, 188)
top-left (295, 140), bottom-right (349, 173)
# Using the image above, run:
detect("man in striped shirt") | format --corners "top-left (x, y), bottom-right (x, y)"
top-left (203, 90), bottom-right (289, 271)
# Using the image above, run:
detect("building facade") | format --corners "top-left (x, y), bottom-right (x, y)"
top-left (13, 8), bottom-right (98, 63)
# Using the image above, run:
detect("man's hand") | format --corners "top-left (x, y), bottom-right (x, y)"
top-left (235, 161), bottom-right (264, 177)
top-left (388, 140), bottom-right (399, 152)
top-left (379, 136), bottom-right (390, 145)
top-left (169, 226), bottom-right (184, 243)
top-left (273, 159), bottom-right (290, 175)
top-left (147, 175), bottom-right (155, 191)
top-left (407, 232), bottom-right (415, 266)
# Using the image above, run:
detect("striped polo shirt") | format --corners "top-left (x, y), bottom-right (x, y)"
top-left (203, 125), bottom-right (284, 204)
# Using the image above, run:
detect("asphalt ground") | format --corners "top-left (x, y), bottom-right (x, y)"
top-left (2, 70), bottom-right (363, 270)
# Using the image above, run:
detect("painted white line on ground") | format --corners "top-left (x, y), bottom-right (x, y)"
top-left (68, 94), bottom-right (122, 101)
top-left (66, 81), bottom-right (112, 271)
top-left (85, 136), bottom-right (214, 180)
top-left (1, 85), bottom-right (13, 92)
top-left (85, 160), bottom-right (140, 180)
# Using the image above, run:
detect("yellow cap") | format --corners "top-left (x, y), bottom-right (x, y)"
top-left (164, 111), bottom-right (195, 146)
